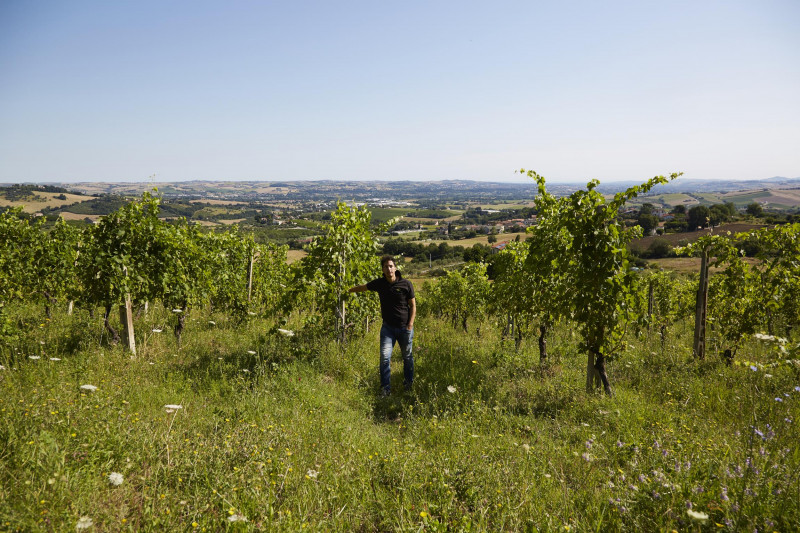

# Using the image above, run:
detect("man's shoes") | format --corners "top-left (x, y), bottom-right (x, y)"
top-left (380, 388), bottom-right (391, 398)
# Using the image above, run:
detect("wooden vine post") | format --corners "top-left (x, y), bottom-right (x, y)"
top-left (247, 252), bottom-right (255, 302)
top-left (119, 265), bottom-right (136, 355)
top-left (692, 249), bottom-right (709, 359)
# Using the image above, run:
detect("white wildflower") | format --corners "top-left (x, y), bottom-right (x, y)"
top-left (80, 384), bottom-right (98, 392)
top-left (208, 320), bottom-right (216, 325)
top-left (522, 444), bottom-right (531, 453)
top-left (247, 350), bottom-right (256, 355)
top-left (152, 329), bottom-right (162, 333)
top-left (447, 385), bottom-right (457, 393)
top-left (0, 365), bottom-right (5, 370)
top-left (248, 311), bottom-right (256, 316)
top-left (687, 509), bottom-right (708, 522)
top-left (227, 514), bottom-right (248, 523)
top-left (172, 308), bottom-right (182, 313)
top-left (754, 333), bottom-right (775, 341)
top-left (277, 328), bottom-right (295, 337)
top-left (50, 357), bottom-right (61, 361)
top-left (306, 469), bottom-right (319, 479)
top-left (29, 356), bottom-right (41, 360)
top-left (108, 472), bottom-right (124, 486)
top-left (75, 516), bottom-right (94, 530)
top-left (164, 404), bottom-right (182, 413)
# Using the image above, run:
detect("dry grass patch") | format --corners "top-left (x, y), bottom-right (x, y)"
top-left (0, 192), bottom-right (90, 213)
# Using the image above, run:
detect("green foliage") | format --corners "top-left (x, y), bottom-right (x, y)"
top-left (78, 191), bottom-right (163, 308)
top-left (297, 202), bottom-right (382, 340)
top-left (425, 263), bottom-right (491, 331)
top-left (524, 170), bottom-right (681, 360)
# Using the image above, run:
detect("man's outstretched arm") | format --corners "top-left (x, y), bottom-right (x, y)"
top-left (348, 284), bottom-right (368, 293)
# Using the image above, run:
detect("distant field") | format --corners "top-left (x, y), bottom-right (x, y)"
top-left (475, 202), bottom-right (535, 210)
top-left (0, 192), bottom-right (89, 213)
top-left (189, 199), bottom-right (250, 206)
top-left (630, 223), bottom-right (764, 253)
top-left (58, 212), bottom-right (101, 222)
top-left (644, 193), bottom-right (698, 207)
top-left (649, 256), bottom-right (760, 273)
top-left (727, 188), bottom-right (800, 209)
top-left (367, 207), bottom-right (409, 223)
top-left (410, 234), bottom-right (518, 248)
top-left (286, 249), bottom-right (307, 264)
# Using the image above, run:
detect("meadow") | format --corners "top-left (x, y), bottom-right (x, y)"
top-left (1, 299), bottom-right (798, 532)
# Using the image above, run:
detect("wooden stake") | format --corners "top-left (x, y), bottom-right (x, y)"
top-left (120, 266), bottom-right (136, 355)
top-left (692, 250), bottom-right (709, 359)
top-left (247, 253), bottom-right (254, 302)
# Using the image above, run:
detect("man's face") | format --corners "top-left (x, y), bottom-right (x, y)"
top-left (382, 260), bottom-right (396, 280)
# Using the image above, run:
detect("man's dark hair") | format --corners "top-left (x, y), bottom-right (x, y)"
top-left (380, 255), bottom-right (395, 267)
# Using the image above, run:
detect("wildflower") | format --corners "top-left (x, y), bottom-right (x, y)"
top-left (208, 320), bottom-right (216, 325)
top-left (75, 516), bottom-right (94, 529)
top-left (278, 328), bottom-right (294, 337)
top-left (749, 365), bottom-right (758, 371)
top-left (152, 329), bottom-right (162, 333)
top-left (50, 358), bottom-right (61, 361)
top-left (247, 350), bottom-right (256, 355)
top-left (29, 356), bottom-right (41, 360)
top-left (471, 360), bottom-right (477, 364)
top-left (306, 469), bottom-right (319, 479)
top-left (581, 452), bottom-right (592, 462)
top-left (108, 472), bottom-right (124, 486)
top-left (419, 511), bottom-right (428, 518)
top-left (616, 440), bottom-right (624, 448)
top-left (652, 491), bottom-right (661, 500)
top-left (164, 404), bottom-right (182, 413)
top-left (754, 428), bottom-right (764, 439)
top-left (227, 514), bottom-right (247, 523)
top-left (0, 365), bottom-right (5, 370)
top-left (447, 385), bottom-right (457, 393)
top-left (687, 509), bottom-right (708, 522)
top-left (775, 397), bottom-right (783, 402)
top-left (80, 385), bottom-right (98, 392)
top-left (172, 309), bottom-right (183, 313)
top-left (721, 487), bottom-right (729, 501)
top-left (795, 386), bottom-right (800, 393)
top-left (585, 440), bottom-right (593, 450)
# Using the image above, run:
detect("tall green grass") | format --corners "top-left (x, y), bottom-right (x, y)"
top-left (1, 303), bottom-right (797, 531)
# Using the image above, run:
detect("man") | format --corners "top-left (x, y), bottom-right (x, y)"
top-left (349, 255), bottom-right (415, 396)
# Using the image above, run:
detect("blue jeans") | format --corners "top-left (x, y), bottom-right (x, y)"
top-left (379, 323), bottom-right (414, 392)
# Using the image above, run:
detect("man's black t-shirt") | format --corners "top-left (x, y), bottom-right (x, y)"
top-left (366, 272), bottom-right (415, 328)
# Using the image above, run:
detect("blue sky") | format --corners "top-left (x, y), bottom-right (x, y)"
top-left (1, 1), bottom-right (798, 183)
